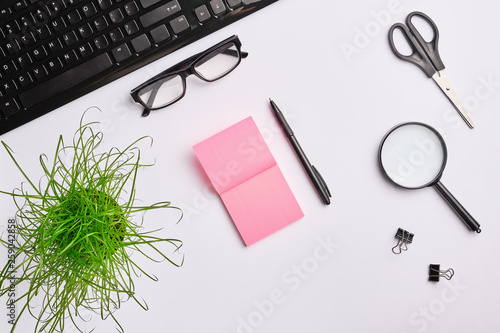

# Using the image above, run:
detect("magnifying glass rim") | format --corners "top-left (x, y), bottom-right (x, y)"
top-left (378, 121), bottom-right (448, 190)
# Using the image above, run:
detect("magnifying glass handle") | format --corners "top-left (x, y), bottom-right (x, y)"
top-left (434, 181), bottom-right (481, 233)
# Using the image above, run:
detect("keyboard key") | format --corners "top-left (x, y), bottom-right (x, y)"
top-left (227, 0), bottom-right (242, 8)
top-left (63, 30), bottom-right (79, 45)
top-left (140, 0), bottom-right (161, 8)
top-left (32, 45), bottom-right (49, 60)
top-left (20, 14), bottom-right (36, 28)
top-left (82, 3), bottom-right (97, 17)
top-left (19, 53), bottom-right (113, 108)
top-left (131, 34), bottom-right (151, 53)
top-left (124, 20), bottom-right (139, 35)
top-left (195, 5), bottom-right (211, 23)
top-left (0, 99), bottom-right (21, 118)
top-left (36, 26), bottom-right (52, 40)
top-left (170, 15), bottom-right (189, 35)
top-left (17, 53), bottom-right (33, 68)
top-left (5, 21), bottom-right (21, 35)
top-left (14, 1), bottom-right (28, 11)
top-left (124, 1), bottom-right (139, 16)
top-left (50, 17), bottom-right (67, 33)
top-left (48, 57), bottom-right (63, 72)
top-left (2, 80), bottom-right (18, 96)
top-left (109, 28), bottom-right (124, 42)
top-left (210, 0), bottom-right (226, 15)
top-left (78, 23), bottom-right (94, 38)
top-left (49, 0), bottom-right (66, 14)
top-left (35, 7), bottom-right (50, 22)
top-left (5, 40), bottom-right (21, 56)
top-left (111, 43), bottom-right (132, 63)
top-left (98, 0), bottom-right (113, 10)
top-left (94, 16), bottom-right (109, 31)
top-left (20, 32), bottom-right (37, 46)
top-left (2, 61), bottom-right (18, 75)
top-left (67, 10), bottom-right (82, 24)
top-left (109, 8), bottom-right (124, 23)
top-left (94, 35), bottom-right (109, 49)
top-left (48, 38), bottom-right (63, 53)
top-left (139, 1), bottom-right (181, 28)
top-left (150, 24), bottom-right (170, 44)
top-left (62, 50), bottom-right (79, 65)
top-left (18, 72), bottom-right (33, 87)
top-left (78, 42), bottom-right (94, 57)
top-left (0, 8), bottom-right (13, 19)
top-left (33, 65), bottom-right (49, 80)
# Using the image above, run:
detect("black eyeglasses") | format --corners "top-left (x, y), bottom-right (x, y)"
top-left (130, 35), bottom-right (248, 117)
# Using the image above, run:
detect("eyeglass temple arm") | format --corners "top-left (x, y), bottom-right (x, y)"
top-left (141, 80), bottom-right (163, 116)
top-left (216, 42), bottom-right (247, 58)
top-left (225, 49), bottom-right (248, 58)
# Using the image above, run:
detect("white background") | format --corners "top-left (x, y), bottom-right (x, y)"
top-left (1, 0), bottom-right (500, 332)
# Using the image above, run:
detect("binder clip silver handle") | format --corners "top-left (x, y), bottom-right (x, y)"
top-left (392, 228), bottom-right (414, 254)
top-left (429, 264), bottom-right (454, 281)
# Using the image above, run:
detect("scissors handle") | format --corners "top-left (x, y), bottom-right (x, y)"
top-left (388, 23), bottom-right (436, 78)
top-left (406, 11), bottom-right (445, 71)
top-left (388, 12), bottom-right (445, 78)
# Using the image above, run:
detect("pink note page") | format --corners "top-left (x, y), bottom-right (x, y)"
top-left (192, 117), bottom-right (276, 195)
top-left (220, 164), bottom-right (304, 245)
top-left (193, 116), bottom-right (303, 245)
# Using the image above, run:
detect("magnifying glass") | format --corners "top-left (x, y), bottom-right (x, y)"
top-left (378, 122), bottom-right (481, 233)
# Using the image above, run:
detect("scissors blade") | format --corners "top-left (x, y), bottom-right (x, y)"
top-left (432, 70), bottom-right (475, 129)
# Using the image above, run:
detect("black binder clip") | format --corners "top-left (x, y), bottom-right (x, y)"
top-left (392, 228), bottom-right (414, 254)
top-left (429, 264), bottom-right (454, 281)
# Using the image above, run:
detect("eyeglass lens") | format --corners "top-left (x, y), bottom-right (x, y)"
top-left (138, 75), bottom-right (185, 109)
top-left (195, 42), bottom-right (240, 81)
top-left (137, 42), bottom-right (240, 110)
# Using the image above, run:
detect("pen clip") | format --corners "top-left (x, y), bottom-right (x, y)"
top-left (312, 165), bottom-right (331, 198)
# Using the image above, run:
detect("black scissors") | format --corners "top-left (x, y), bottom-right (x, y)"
top-left (388, 11), bottom-right (474, 129)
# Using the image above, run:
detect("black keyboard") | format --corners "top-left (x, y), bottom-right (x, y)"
top-left (0, 0), bottom-right (277, 135)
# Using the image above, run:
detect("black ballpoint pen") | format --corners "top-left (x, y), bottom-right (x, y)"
top-left (269, 99), bottom-right (332, 205)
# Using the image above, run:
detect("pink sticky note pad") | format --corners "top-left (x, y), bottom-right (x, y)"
top-left (193, 117), bottom-right (303, 246)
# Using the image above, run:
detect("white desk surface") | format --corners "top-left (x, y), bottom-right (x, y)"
top-left (1, 0), bottom-right (500, 332)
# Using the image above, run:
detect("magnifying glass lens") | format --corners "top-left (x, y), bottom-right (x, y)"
top-left (380, 123), bottom-right (446, 188)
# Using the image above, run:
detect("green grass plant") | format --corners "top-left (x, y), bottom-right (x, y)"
top-left (0, 116), bottom-right (183, 333)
